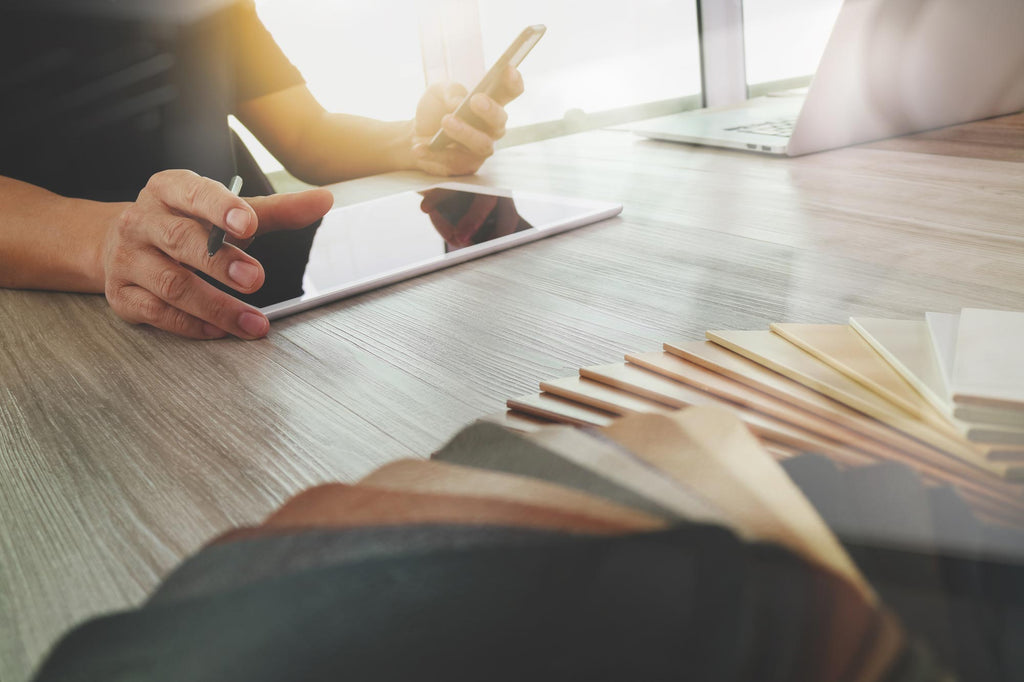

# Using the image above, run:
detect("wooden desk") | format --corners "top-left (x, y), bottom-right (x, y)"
top-left (1, 113), bottom-right (1022, 682)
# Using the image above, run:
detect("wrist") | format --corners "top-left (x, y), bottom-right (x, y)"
top-left (55, 196), bottom-right (127, 293)
top-left (390, 119), bottom-right (419, 172)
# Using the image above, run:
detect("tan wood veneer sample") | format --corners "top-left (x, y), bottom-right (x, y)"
top-left (770, 323), bottom-right (948, 425)
top-left (258, 483), bottom-right (637, 534)
top-left (506, 392), bottom-right (616, 427)
top-left (359, 459), bottom-right (666, 531)
top-left (579, 362), bottom-right (874, 467)
top-left (706, 329), bottom-right (1013, 479)
top-left (666, 340), bottom-right (1024, 485)
top-left (602, 407), bottom-right (872, 602)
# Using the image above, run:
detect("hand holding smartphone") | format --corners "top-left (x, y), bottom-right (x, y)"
top-left (428, 24), bottom-right (546, 152)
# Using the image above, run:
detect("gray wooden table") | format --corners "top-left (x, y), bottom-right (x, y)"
top-left (2, 114), bottom-right (1023, 682)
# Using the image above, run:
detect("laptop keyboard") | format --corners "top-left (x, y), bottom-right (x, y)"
top-left (726, 118), bottom-right (797, 137)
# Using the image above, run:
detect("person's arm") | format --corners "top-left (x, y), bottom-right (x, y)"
top-left (0, 176), bottom-right (121, 293)
top-left (0, 172), bottom-right (333, 339)
top-left (235, 67), bottom-right (525, 185)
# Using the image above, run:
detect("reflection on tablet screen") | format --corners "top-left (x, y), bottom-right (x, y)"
top-left (419, 187), bottom-right (533, 252)
top-left (298, 188), bottom-right (534, 302)
top-left (245, 184), bottom-right (622, 317)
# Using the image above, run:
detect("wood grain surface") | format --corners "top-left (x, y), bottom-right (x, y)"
top-left (2, 112), bottom-right (1023, 682)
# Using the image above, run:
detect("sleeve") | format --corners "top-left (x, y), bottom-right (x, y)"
top-left (232, 1), bottom-right (305, 103)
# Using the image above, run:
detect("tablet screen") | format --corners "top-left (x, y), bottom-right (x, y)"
top-left (250, 184), bottom-right (621, 319)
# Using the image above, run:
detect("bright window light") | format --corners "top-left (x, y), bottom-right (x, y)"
top-left (478, 0), bottom-right (701, 125)
top-left (743, 0), bottom-right (844, 86)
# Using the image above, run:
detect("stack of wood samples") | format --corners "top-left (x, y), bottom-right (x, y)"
top-left (501, 320), bottom-right (1024, 527)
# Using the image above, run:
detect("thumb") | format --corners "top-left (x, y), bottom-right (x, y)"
top-left (246, 188), bottom-right (334, 236)
top-left (443, 82), bottom-right (468, 110)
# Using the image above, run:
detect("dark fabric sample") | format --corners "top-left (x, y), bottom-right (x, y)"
top-left (34, 527), bottom-right (847, 682)
top-left (148, 524), bottom-right (578, 606)
top-left (783, 454), bottom-right (1024, 682)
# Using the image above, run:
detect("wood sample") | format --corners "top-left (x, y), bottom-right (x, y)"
top-left (771, 323), bottom-right (938, 422)
top-left (359, 459), bottom-right (666, 530)
top-left (506, 392), bottom-right (616, 427)
top-left (255, 484), bottom-right (637, 535)
top-left (925, 311), bottom-right (959, 399)
top-left (705, 330), bottom-right (1015, 480)
top-left (849, 317), bottom-right (952, 417)
top-left (601, 407), bottom-right (871, 602)
top-left (952, 308), bottom-right (1024, 411)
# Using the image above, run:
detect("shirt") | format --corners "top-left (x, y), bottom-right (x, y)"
top-left (0, 0), bottom-right (304, 202)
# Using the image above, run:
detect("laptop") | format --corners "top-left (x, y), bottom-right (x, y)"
top-left (631, 0), bottom-right (1024, 156)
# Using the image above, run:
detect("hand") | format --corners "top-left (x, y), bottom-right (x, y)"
top-left (418, 188), bottom-right (523, 248)
top-left (102, 169), bottom-right (334, 340)
top-left (410, 66), bottom-right (525, 176)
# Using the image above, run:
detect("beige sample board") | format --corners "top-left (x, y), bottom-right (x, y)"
top-left (705, 329), bottom-right (1012, 479)
top-left (667, 340), bottom-right (1022, 467)
top-left (771, 323), bottom-right (936, 422)
top-left (925, 311), bottom-right (959, 399)
top-left (850, 317), bottom-right (1024, 447)
top-left (952, 308), bottom-right (1024, 413)
top-left (849, 317), bottom-right (952, 417)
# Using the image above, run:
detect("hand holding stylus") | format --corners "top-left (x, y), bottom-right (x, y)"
top-left (101, 170), bottom-right (333, 340)
top-left (206, 175), bottom-right (244, 257)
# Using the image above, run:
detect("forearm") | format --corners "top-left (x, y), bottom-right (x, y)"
top-left (286, 113), bottom-right (418, 186)
top-left (0, 176), bottom-right (123, 293)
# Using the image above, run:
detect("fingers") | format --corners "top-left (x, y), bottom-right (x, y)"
top-left (111, 286), bottom-right (224, 340)
top-left (142, 170), bottom-right (259, 240)
top-left (491, 67), bottom-right (525, 106)
top-left (421, 194), bottom-right (499, 247)
top-left (468, 93), bottom-right (509, 138)
top-left (411, 145), bottom-right (485, 177)
top-left (415, 82), bottom-right (466, 136)
top-left (245, 188), bottom-right (334, 236)
top-left (492, 198), bottom-right (521, 239)
top-left (438, 113), bottom-right (496, 158)
top-left (107, 251), bottom-right (270, 340)
top-left (106, 176), bottom-right (279, 340)
top-left (454, 195), bottom-right (499, 243)
top-left (442, 82), bottom-right (468, 110)
top-left (113, 204), bottom-right (266, 296)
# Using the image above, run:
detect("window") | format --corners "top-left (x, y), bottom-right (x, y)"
top-left (242, 1), bottom-right (846, 174)
top-left (247, 0), bottom-right (701, 165)
top-left (742, 0), bottom-right (844, 89)
top-left (477, 0), bottom-right (701, 126)
top-left (236, 0), bottom-right (427, 173)
top-left (254, 0), bottom-right (425, 121)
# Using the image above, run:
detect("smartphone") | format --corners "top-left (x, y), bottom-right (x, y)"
top-left (428, 24), bottom-right (546, 151)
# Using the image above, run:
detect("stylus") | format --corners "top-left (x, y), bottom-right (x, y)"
top-left (207, 175), bottom-right (244, 257)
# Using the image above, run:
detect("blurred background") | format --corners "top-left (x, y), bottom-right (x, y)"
top-left (235, 0), bottom-right (843, 173)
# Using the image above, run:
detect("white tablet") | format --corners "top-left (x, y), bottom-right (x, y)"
top-left (256, 182), bottom-right (622, 320)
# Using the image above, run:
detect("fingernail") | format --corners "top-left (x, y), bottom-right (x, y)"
top-left (444, 115), bottom-right (461, 130)
top-left (238, 311), bottom-right (269, 337)
top-left (473, 94), bottom-right (491, 112)
top-left (202, 323), bottom-right (225, 338)
top-left (225, 208), bottom-right (250, 236)
top-left (228, 260), bottom-right (259, 288)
